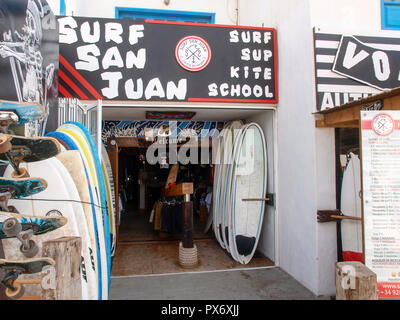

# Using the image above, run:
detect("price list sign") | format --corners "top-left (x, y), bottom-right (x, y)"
top-left (361, 110), bottom-right (400, 299)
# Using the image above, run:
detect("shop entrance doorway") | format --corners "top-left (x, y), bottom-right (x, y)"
top-left (104, 107), bottom-right (277, 276)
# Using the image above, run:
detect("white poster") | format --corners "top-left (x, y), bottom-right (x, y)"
top-left (361, 110), bottom-right (400, 299)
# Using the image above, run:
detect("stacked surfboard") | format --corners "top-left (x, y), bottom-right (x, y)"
top-left (210, 121), bottom-right (267, 264)
top-left (4, 122), bottom-right (116, 300)
top-left (47, 122), bottom-right (115, 299)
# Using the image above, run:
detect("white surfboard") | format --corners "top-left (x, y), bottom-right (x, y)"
top-left (3, 158), bottom-right (96, 299)
top-left (340, 152), bottom-right (363, 262)
top-left (56, 150), bottom-right (101, 299)
top-left (220, 121), bottom-right (244, 252)
top-left (212, 120), bottom-right (243, 249)
top-left (228, 123), bottom-right (267, 264)
top-left (51, 157), bottom-right (98, 300)
top-left (224, 124), bottom-right (245, 262)
top-left (56, 150), bottom-right (99, 273)
top-left (212, 124), bottom-right (229, 248)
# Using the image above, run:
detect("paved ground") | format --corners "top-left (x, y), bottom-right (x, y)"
top-left (110, 266), bottom-right (331, 300)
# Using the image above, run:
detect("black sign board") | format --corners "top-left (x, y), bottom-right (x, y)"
top-left (58, 17), bottom-right (277, 103)
top-left (333, 35), bottom-right (400, 91)
top-left (313, 29), bottom-right (400, 111)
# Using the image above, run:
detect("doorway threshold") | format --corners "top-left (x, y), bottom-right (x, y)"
top-left (111, 265), bottom-right (277, 279)
top-left (111, 238), bottom-right (274, 277)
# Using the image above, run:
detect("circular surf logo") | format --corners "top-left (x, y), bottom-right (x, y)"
top-left (175, 36), bottom-right (211, 72)
top-left (372, 113), bottom-right (394, 136)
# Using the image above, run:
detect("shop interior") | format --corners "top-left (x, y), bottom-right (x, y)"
top-left (103, 106), bottom-right (276, 276)
top-left (117, 146), bottom-right (215, 243)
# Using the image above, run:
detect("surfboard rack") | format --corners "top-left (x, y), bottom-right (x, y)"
top-left (242, 193), bottom-right (275, 207)
top-left (317, 209), bottom-right (362, 223)
top-left (0, 237), bottom-right (81, 300)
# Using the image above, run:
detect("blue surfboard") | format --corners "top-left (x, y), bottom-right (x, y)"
top-left (53, 128), bottom-right (110, 299)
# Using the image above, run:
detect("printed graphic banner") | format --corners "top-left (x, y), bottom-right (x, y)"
top-left (102, 120), bottom-right (225, 145)
top-left (0, 0), bottom-right (59, 134)
top-left (58, 16), bottom-right (277, 103)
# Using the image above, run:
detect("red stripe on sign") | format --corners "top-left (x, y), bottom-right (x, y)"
top-left (361, 120), bottom-right (373, 130)
top-left (272, 29), bottom-right (278, 103)
top-left (59, 69), bottom-right (89, 100)
top-left (362, 119), bottom-right (400, 131)
top-left (188, 97), bottom-right (278, 103)
top-left (342, 251), bottom-right (364, 263)
top-left (59, 54), bottom-right (103, 100)
top-left (58, 83), bottom-right (73, 98)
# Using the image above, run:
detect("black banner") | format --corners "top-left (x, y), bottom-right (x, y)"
top-left (58, 16), bottom-right (277, 103)
top-left (333, 35), bottom-right (400, 91)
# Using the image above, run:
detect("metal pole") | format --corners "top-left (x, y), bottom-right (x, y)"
top-left (182, 193), bottom-right (194, 249)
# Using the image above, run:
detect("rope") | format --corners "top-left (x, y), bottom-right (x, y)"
top-left (15, 197), bottom-right (107, 210)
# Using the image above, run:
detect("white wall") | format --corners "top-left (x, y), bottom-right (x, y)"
top-left (63, 0), bottom-right (237, 24)
top-left (239, 0), bottom-right (321, 294)
top-left (246, 110), bottom-right (276, 262)
top-left (310, 0), bottom-right (381, 33)
top-left (315, 128), bottom-right (336, 295)
top-left (310, 0), bottom-right (400, 37)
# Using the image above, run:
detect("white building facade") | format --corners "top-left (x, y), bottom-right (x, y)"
top-left (48, 0), bottom-right (400, 296)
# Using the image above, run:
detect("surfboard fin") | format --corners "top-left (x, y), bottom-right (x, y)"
top-left (235, 235), bottom-right (256, 256)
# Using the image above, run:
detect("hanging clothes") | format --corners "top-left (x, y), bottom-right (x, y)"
top-left (160, 200), bottom-right (184, 234)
